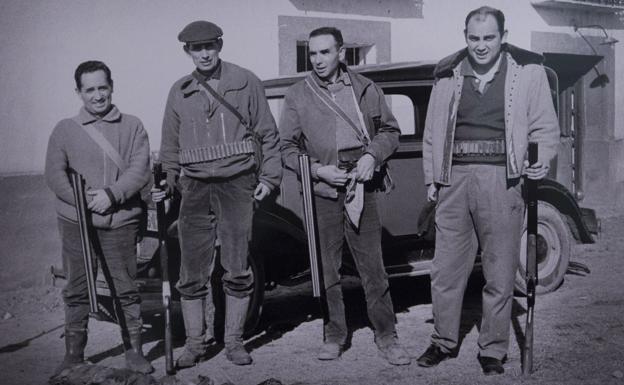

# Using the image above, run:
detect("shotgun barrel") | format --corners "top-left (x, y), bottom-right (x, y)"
top-left (523, 141), bottom-right (539, 375)
top-left (69, 172), bottom-right (99, 315)
top-left (153, 161), bottom-right (175, 375)
top-left (298, 154), bottom-right (322, 298)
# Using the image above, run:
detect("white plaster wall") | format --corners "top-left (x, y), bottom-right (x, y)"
top-left (614, 29), bottom-right (624, 141)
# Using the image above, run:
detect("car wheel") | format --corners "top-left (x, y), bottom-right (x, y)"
top-left (515, 201), bottom-right (572, 295)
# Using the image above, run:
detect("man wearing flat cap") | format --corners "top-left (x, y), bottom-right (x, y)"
top-left (154, 20), bottom-right (281, 367)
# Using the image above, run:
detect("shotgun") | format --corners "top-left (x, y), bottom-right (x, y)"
top-left (153, 161), bottom-right (175, 375)
top-left (523, 141), bottom-right (538, 375)
top-left (69, 171), bottom-right (99, 316)
top-left (298, 154), bottom-right (323, 298)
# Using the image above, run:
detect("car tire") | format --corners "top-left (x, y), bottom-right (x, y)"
top-left (515, 201), bottom-right (572, 295)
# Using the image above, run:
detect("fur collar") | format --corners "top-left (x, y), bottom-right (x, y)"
top-left (434, 43), bottom-right (544, 79)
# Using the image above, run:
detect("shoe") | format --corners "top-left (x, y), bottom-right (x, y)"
top-left (478, 354), bottom-right (505, 375)
top-left (225, 343), bottom-right (253, 365)
top-left (176, 348), bottom-right (204, 369)
top-left (416, 344), bottom-right (452, 367)
top-left (317, 342), bottom-right (343, 360)
top-left (378, 342), bottom-right (411, 366)
top-left (224, 294), bottom-right (252, 365)
top-left (51, 328), bottom-right (87, 378)
top-left (176, 298), bottom-right (211, 369)
top-left (225, 342), bottom-right (253, 365)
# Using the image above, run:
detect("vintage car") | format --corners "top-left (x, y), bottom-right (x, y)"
top-left (251, 61), bottom-right (597, 326)
top-left (52, 60), bottom-right (598, 334)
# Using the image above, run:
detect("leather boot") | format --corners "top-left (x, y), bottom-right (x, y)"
top-left (123, 328), bottom-right (155, 374)
top-left (176, 298), bottom-right (208, 369)
top-left (51, 328), bottom-right (87, 378)
top-left (224, 294), bottom-right (252, 365)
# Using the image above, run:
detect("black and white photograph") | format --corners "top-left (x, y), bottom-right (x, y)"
top-left (0, 1), bottom-right (623, 384)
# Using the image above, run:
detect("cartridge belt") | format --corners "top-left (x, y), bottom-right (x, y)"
top-left (452, 139), bottom-right (505, 157)
top-left (179, 140), bottom-right (254, 165)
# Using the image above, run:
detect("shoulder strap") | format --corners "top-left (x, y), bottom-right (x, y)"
top-left (192, 71), bottom-right (252, 131)
top-left (72, 118), bottom-right (127, 171)
top-left (304, 77), bottom-right (369, 145)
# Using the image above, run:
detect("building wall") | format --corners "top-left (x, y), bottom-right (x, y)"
top-left (278, 15), bottom-right (391, 75)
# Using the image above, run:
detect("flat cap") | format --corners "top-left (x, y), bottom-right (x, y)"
top-left (178, 21), bottom-right (223, 44)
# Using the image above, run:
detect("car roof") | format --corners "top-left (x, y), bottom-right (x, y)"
top-left (263, 60), bottom-right (437, 96)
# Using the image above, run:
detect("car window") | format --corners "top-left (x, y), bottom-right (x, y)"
top-left (382, 85), bottom-right (432, 141)
top-left (385, 94), bottom-right (415, 136)
top-left (268, 98), bottom-right (283, 124)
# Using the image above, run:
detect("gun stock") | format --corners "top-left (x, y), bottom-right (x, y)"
top-left (69, 172), bottom-right (99, 315)
top-left (153, 162), bottom-right (175, 375)
top-left (523, 142), bottom-right (539, 375)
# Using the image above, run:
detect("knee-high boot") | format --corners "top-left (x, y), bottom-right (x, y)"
top-left (176, 298), bottom-right (209, 368)
top-left (50, 328), bottom-right (87, 378)
top-left (122, 327), bottom-right (154, 374)
top-left (224, 294), bottom-right (252, 365)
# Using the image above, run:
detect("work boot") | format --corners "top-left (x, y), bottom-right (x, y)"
top-left (51, 328), bottom-right (87, 378)
top-left (176, 298), bottom-right (208, 369)
top-left (224, 294), bottom-right (252, 365)
top-left (416, 344), bottom-right (454, 367)
top-left (377, 341), bottom-right (411, 366)
top-left (478, 354), bottom-right (506, 375)
top-left (123, 328), bottom-right (154, 374)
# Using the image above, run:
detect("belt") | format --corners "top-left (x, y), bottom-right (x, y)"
top-left (179, 140), bottom-right (254, 165)
top-left (453, 139), bottom-right (505, 156)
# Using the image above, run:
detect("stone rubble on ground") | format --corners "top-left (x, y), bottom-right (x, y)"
top-left (48, 363), bottom-right (295, 385)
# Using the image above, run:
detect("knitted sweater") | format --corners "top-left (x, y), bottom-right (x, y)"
top-left (45, 106), bottom-right (150, 229)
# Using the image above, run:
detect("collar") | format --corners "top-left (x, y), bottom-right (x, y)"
top-left (77, 105), bottom-right (121, 124)
top-left (311, 63), bottom-right (352, 89)
top-left (434, 43), bottom-right (544, 79)
top-left (459, 53), bottom-right (505, 78)
top-left (181, 60), bottom-right (247, 95)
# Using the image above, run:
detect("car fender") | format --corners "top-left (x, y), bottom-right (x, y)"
top-left (538, 178), bottom-right (596, 244)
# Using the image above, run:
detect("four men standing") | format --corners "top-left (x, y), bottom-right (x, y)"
top-left (46, 4), bottom-right (561, 377)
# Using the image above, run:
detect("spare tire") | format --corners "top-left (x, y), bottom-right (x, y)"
top-left (515, 201), bottom-right (572, 295)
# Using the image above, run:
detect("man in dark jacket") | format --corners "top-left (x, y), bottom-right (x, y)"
top-left (155, 20), bottom-right (281, 367)
top-left (280, 27), bottom-right (409, 365)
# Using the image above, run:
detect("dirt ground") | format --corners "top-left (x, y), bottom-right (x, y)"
top-left (1, 211), bottom-right (623, 385)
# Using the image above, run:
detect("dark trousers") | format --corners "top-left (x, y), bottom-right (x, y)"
top-left (59, 218), bottom-right (141, 332)
top-left (431, 164), bottom-right (524, 360)
top-left (176, 172), bottom-right (255, 300)
top-left (316, 191), bottom-right (397, 347)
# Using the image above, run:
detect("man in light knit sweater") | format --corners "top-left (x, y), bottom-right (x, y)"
top-left (417, 6), bottom-right (559, 375)
top-left (45, 61), bottom-right (152, 377)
